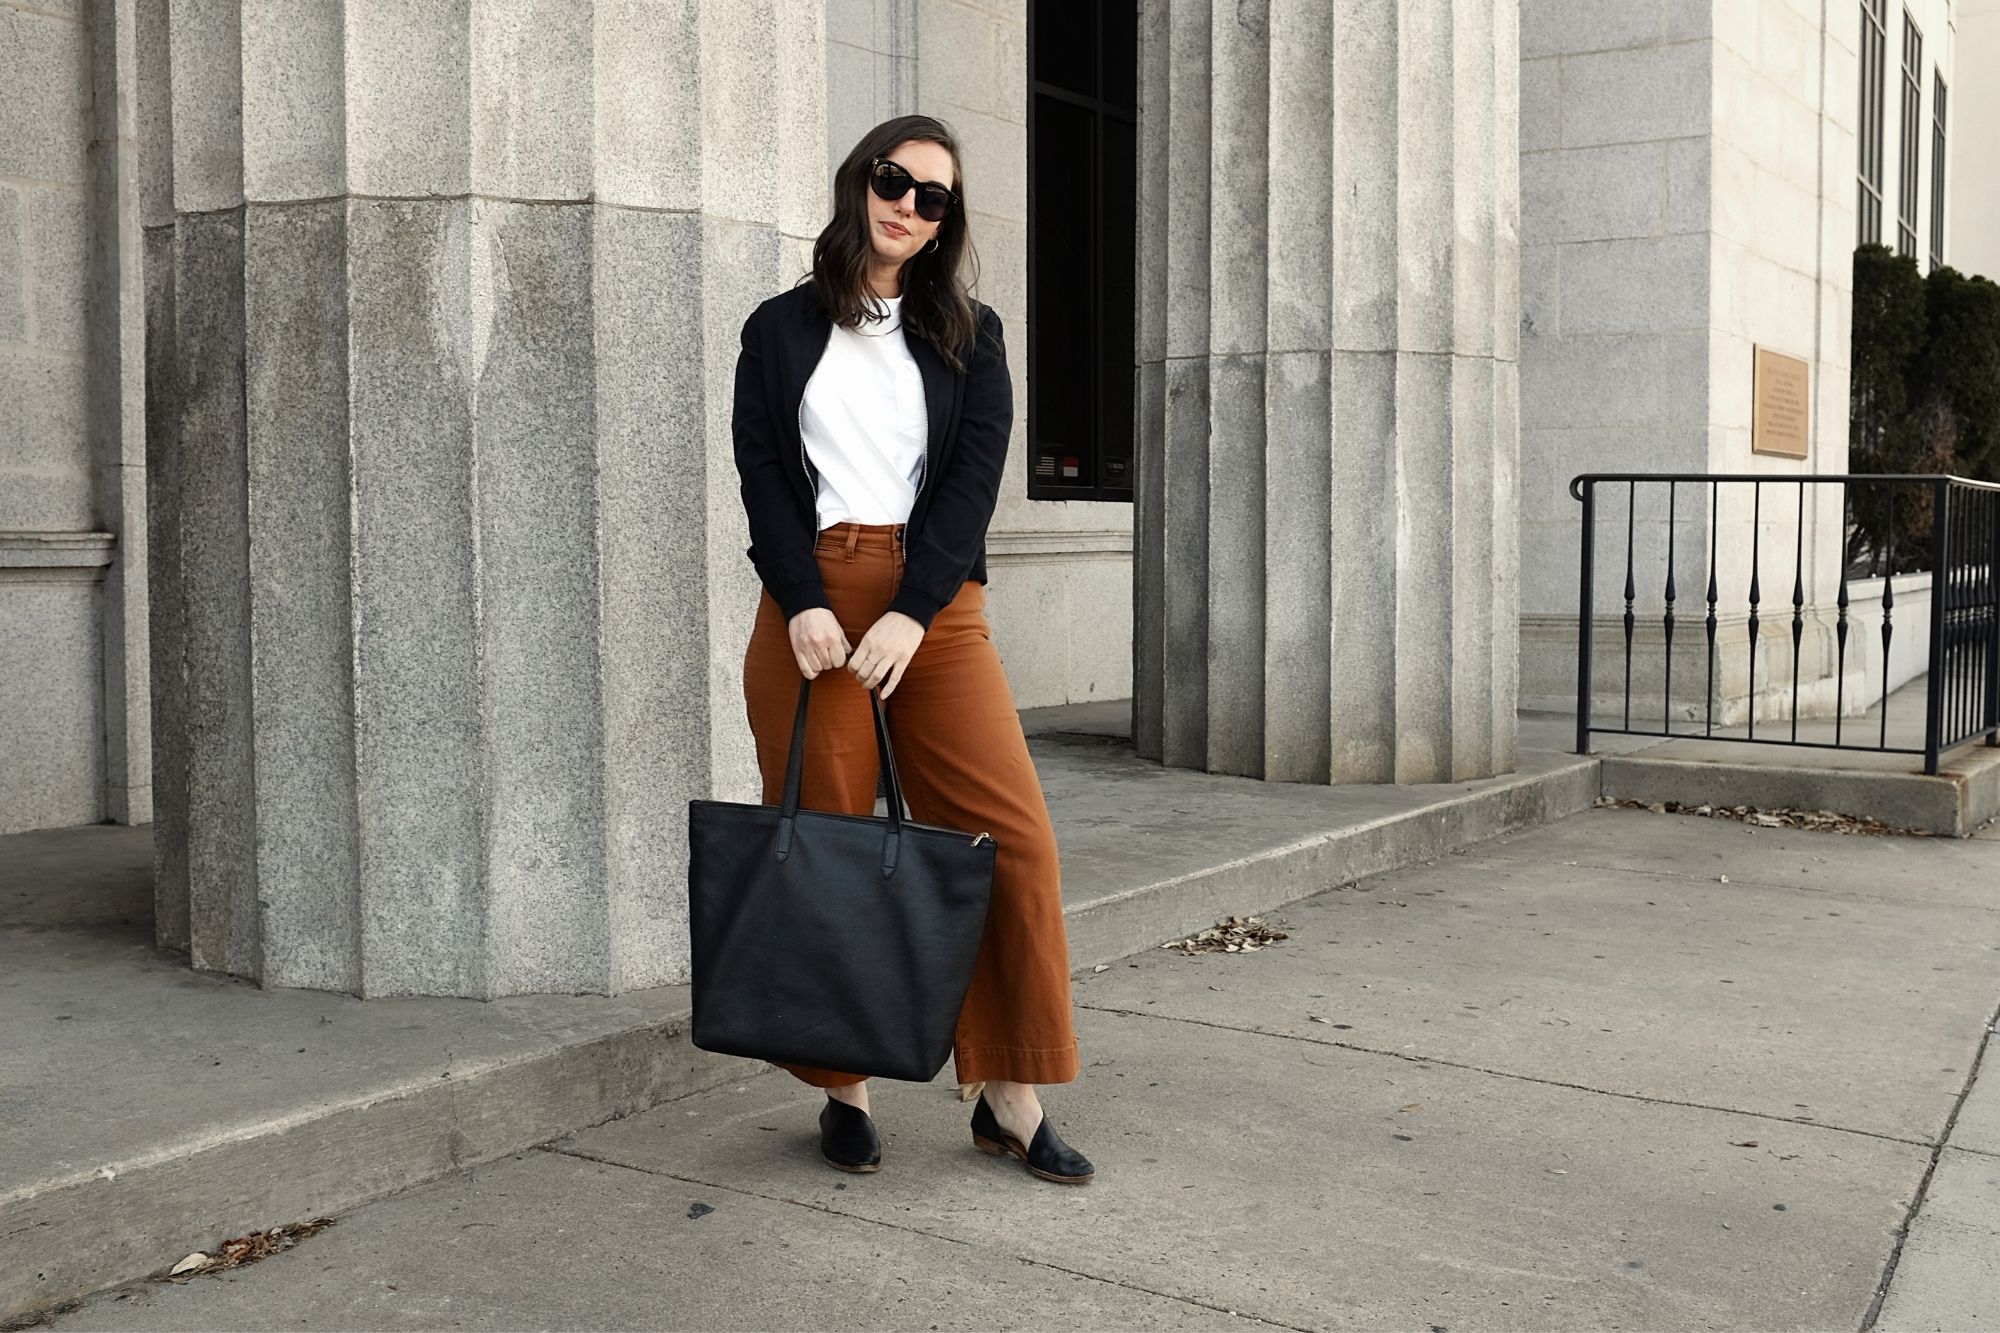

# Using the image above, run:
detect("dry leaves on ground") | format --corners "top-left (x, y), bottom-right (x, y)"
top-left (1594, 796), bottom-right (1930, 838)
top-left (1161, 915), bottom-right (1290, 956)
top-left (163, 1219), bottom-right (335, 1283)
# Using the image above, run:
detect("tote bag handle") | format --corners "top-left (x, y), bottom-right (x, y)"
top-left (775, 675), bottom-right (910, 876)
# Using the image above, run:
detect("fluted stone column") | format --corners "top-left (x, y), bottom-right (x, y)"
top-left (144, 0), bottom-right (826, 997)
top-left (1134, 0), bottom-right (1520, 785)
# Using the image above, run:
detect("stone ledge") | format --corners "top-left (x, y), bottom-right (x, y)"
top-left (983, 528), bottom-right (1133, 561)
top-left (0, 532), bottom-right (116, 585)
top-left (0, 531), bottom-right (116, 567)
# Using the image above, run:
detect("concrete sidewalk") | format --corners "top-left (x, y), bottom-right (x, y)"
top-left (40, 807), bottom-right (2000, 1332)
top-left (1, 709), bottom-right (1596, 1323)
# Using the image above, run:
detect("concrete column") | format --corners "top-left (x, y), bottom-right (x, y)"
top-left (148, 0), bottom-right (825, 997)
top-left (138, 0), bottom-right (182, 941)
top-left (1134, 0), bottom-right (1521, 784)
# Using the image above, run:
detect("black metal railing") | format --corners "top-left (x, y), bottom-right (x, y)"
top-left (1572, 473), bottom-right (2000, 775)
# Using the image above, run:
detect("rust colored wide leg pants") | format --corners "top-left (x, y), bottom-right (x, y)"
top-left (741, 521), bottom-right (1081, 1088)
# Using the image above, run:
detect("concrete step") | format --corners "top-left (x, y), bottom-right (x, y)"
top-left (2, 728), bottom-right (1597, 1324)
top-left (1576, 670), bottom-right (2000, 837)
top-left (1600, 742), bottom-right (2000, 837)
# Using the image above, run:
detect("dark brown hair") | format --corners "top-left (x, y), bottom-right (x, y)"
top-left (800, 115), bottom-right (982, 373)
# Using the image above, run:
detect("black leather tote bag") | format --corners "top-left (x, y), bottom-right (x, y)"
top-left (687, 676), bottom-right (997, 1082)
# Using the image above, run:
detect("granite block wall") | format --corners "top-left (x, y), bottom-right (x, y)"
top-left (1, 0), bottom-right (149, 834)
top-left (1516, 0), bottom-right (1875, 730)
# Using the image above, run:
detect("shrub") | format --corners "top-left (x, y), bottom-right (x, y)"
top-left (1847, 246), bottom-right (2000, 571)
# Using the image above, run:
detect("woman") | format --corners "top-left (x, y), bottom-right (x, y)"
top-left (731, 115), bottom-right (1093, 1186)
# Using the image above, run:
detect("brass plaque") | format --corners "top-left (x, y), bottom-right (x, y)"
top-left (1752, 346), bottom-right (1810, 459)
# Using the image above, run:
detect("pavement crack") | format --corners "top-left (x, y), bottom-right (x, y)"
top-left (1858, 991), bottom-right (2000, 1333)
top-left (1076, 1000), bottom-right (1937, 1148)
top-left (541, 1144), bottom-right (1310, 1329)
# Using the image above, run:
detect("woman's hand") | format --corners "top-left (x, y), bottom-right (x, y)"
top-left (788, 608), bottom-right (852, 679)
top-left (847, 611), bottom-right (925, 698)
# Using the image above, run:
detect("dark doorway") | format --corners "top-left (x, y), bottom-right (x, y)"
top-left (1026, 0), bottom-right (1138, 503)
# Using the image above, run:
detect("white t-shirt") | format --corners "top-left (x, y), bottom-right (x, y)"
top-left (800, 293), bottom-right (927, 529)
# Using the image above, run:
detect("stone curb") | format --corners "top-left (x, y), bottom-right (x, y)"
top-left (2, 1015), bottom-right (748, 1326)
top-left (1062, 757), bottom-right (1603, 966)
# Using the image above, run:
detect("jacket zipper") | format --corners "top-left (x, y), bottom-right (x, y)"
top-left (904, 338), bottom-right (930, 548)
top-left (907, 389), bottom-right (928, 548)
top-left (798, 325), bottom-right (833, 501)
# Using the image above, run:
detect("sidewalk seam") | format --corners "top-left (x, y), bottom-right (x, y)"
top-left (1859, 994), bottom-right (2000, 1332)
top-left (540, 1144), bottom-right (1315, 1332)
top-left (1936, 1142), bottom-right (2000, 1160)
top-left (1075, 1001), bottom-right (1941, 1149)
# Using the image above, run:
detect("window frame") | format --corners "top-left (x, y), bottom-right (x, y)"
top-left (1859, 0), bottom-right (1887, 246)
top-left (1897, 8), bottom-right (1922, 259)
top-left (1024, 0), bottom-right (1139, 505)
top-left (1930, 71), bottom-right (1947, 270)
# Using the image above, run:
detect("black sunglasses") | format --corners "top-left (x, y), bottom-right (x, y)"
top-left (868, 156), bottom-right (959, 223)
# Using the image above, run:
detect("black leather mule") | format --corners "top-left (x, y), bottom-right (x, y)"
top-left (969, 1093), bottom-right (1093, 1184)
top-left (818, 1096), bottom-right (881, 1173)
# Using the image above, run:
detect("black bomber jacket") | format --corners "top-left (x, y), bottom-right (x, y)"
top-left (730, 282), bottom-right (1012, 631)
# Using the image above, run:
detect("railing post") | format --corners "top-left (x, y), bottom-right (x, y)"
top-left (1924, 478), bottom-right (1950, 775)
top-left (1988, 488), bottom-right (2000, 746)
top-left (1577, 479), bottom-right (1595, 756)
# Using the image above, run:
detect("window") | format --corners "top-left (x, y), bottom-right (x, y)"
top-left (1859, 0), bottom-right (1886, 245)
top-left (1026, 0), bottom-right (1137, 502)
top-left (1898, 10), bottom-right (1922, 258)
top-left (1930, 73), bottom-right (1948, 269)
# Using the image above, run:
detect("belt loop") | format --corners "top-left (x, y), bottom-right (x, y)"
top-left (843, 524), bottom-right (860, 562)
